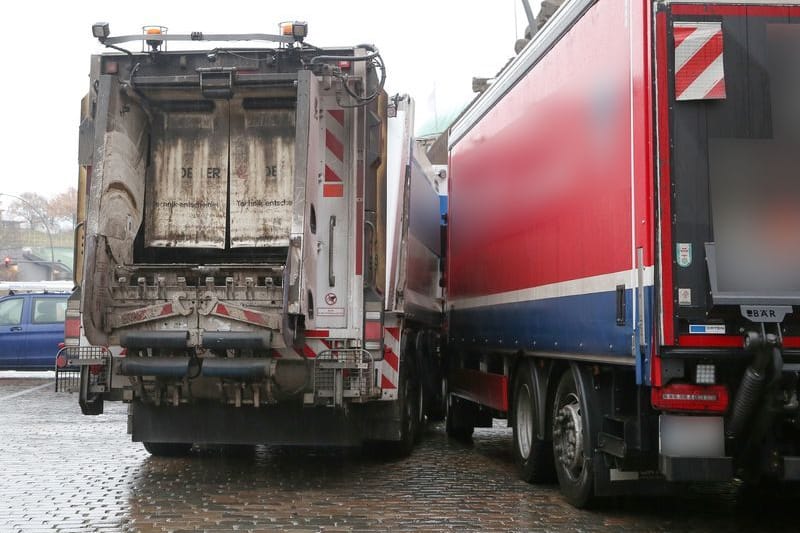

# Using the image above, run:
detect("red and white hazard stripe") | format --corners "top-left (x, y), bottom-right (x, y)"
top-left (270, 332), bottom-right (331, 359)
top-left (324, 109), bottom-right (346, 198)
top-left (674, 21), bottom-right (726, 101)
top-left (380, 327), bottom-right (401, 400)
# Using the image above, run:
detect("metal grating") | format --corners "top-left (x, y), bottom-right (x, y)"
top-left (313, 349), bottom-right (374, 404)
top-left (54, 346), bottom-right (109, 393)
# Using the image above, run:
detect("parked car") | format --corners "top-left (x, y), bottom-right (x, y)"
top-left (0, 291), bottom-right (69, 370)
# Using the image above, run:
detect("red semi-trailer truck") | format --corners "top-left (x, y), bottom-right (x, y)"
top-left (59, 23), bottom-right (445, 456)
top-left (445, 0), bottom-right (800, 506)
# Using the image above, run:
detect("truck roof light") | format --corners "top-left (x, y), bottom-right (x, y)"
top-left (652, 383), bottom-right (729, 413)
top-left (92, 22), bottom-right (110, 40)
top-left (143, 26), bottom-right (167, 51)
top-left (279, 21), bottom-right (308, 42)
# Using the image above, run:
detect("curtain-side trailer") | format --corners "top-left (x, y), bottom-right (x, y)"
top-left (59, 23), bottom-right (445, 457)
top-left (445, 0), bottom-right (800, 506)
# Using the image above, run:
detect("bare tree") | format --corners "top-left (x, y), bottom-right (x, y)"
top-left (48, 187), bottom-right (78, 230)
top-left (7, 192), bottom-right (55, 232)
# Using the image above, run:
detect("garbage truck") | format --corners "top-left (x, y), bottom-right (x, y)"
top-left (59, 22), bottom-right (445, 456)
top-left (444, 0), bottom-right (800, 506)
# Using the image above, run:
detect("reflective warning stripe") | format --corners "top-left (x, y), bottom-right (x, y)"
top-left (381, 327), bottom-right (401, 393)
top-left (323, 109), bottom-right (346, 197)
top-left (270, 339), bottom-right (332, 360)
top-left (674, 22), bottom-right (726, 101)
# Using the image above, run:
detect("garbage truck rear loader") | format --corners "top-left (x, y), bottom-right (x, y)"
top-left (60, 23), bottom-right (444, 456)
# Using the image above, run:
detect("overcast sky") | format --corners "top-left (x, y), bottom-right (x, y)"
top-left (2, 0), bottom-right (541, 200)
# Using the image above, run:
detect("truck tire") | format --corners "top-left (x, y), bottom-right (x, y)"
top-left (389, 360), bottom-right (420, 457)
top-left (513, 364), bottom-right (554, 483)
top-left (552, 369), bottom-right (595, 508)
top-left (143, 442), bottom-right (193, 457)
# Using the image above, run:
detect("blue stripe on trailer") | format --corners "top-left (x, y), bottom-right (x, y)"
top-left (449, 287), bottom-right (654, 385)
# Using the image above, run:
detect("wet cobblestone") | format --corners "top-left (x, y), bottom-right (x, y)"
top-left (1, 376), bottom-right (798, 532)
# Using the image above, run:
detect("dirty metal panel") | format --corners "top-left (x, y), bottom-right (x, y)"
top-left (145, 103), bottom-right (229, 248)
top-left (229, 100), bottom-right (296, 248)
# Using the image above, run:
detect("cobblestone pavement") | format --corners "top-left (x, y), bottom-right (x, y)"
top-left (1, 376), bottom-right (798, 532)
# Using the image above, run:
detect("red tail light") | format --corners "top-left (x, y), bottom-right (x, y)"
top-left (64, 317), bottom-right (80, 340)
top-left (652, 383), bottom-right (729, 413)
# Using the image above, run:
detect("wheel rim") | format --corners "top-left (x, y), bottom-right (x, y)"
top-left (515, 383), bottom-right (533, 459)
top-left (553, 392), bottom-right (584, 480)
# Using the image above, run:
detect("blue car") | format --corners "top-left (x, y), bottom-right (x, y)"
top-left (0, 292), bottom-right (69, 370)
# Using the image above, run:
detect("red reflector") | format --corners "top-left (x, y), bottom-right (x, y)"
top-left (338, 60), bottom-right (351, 70)
top-left (57, 342), bottom-right (65, 349)
top-left (89, 365), bottom-right (103, 376)
top-left (64, 318), bottom-right (80, 339)
top-left (652, 383), bottom-right (729, 413)
top-left (56, 355), bottom-right (68, 369)
top-left (364, 321), bottom-right (382, 340)
top-left (119, 348), bottom-right (128, 357)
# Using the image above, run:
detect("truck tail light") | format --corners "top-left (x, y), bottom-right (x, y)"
top-left (364, 312), bottom-right (383, 351)
top-left (652, 383), bottom-right (729, 413)
top-left (64, 317), bottom-right (81, 345)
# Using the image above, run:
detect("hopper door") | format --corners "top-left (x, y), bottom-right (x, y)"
top-left (229, 98), bottom-right (296, 248)
top-left (145, 103), bottom-right (229, 248)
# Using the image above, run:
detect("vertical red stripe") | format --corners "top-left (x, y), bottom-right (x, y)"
top-left (326, 130), bottom-right (345, 162)
top-left (356, 159), bottom-right (364, 276)
top-left (675, 32), bottom-right (723, 96)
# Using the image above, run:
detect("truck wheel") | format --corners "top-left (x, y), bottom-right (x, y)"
top-left (143, 442), bottom-right (193, 457)
top-left (393, 365), bottom-right (419, 456)
top-left (552, 370), bottom-right (595, 507)
top-left (513, 365), bottom-right (553, 483)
